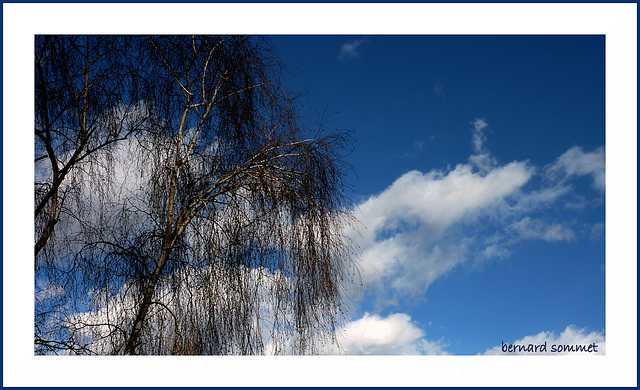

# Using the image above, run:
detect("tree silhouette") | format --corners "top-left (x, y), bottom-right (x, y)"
top-left (34, 35), bottom-right (358, 355)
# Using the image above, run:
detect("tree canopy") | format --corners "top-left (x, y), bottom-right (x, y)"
top-left (34, 35), bottom-right (358, 355)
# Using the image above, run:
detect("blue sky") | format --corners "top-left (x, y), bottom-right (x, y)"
top-left (270, 34), bottom-right (605, 355)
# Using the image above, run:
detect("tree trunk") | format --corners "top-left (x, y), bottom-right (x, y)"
top-left (123, 246), bottom-right (171, 355)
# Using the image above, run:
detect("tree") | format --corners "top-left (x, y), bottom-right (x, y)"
top-left (34, 35), bottom-right (358, 355)
top-left (34, 35), bottom-right (150, 261)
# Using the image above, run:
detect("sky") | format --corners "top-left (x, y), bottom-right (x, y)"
top-left (269, 35), bottom-right (606, 355)
top-left (3, 3), bottom-right (637, 387)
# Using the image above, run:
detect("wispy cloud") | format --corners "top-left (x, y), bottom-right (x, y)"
top-left (471, 118), bottom-right (488, 154)
top-left (433, 80), bottom-right (445, 99)
top-left (339, 38), bottom-right (366, 60)
top-left (590, 222), bottom-right (605, 241)
top-left (469, 118), bottom-right (496, 172)
top-left (547, 146), bottom-right (605, 191)
top-left (511, 217), bottom-right (576, 242)
top-left (483, 325), bottom-right (605, 355)
top-left (402, 136), bottom-right (435, 159)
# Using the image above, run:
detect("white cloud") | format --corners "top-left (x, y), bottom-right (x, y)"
top-left (483, 325), bottom-right (605, 355)
top-left (339, 38), bottom-right (366, 60)
top-left (547, 146), bottom-right (605, 191)
top-left (354, 163), bottom-right (532, 245)
top-left (512, 217), bottom-right (576, 242)
top-left (512, 184), bottom-right (572, 210)
top-left (334, 312), bottom-right (448, 355)
top-left (481, 244), bottom-right (511, 260)
top-left (348, 122), bottom-right (532, 297)
top-left (352, 165), bottom-right (521, 293)
top-left (468, 118), bottom-right (497, 172)
top-left (471, 118), bottom-right (489, 154)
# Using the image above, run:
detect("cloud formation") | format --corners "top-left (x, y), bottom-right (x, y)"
top-left (547, 146), bottom-right (605, 191)
top-left (335, 312), bottom-right (447, 355)
top-left (471, 118), bottom-right (489, 154)
top-left (347, 119), bottom-right (605, 305)
top-left (349, 162), bottom-right (531, 298)
top-left (433, 80), bottom-right (444, 99)
top-left (339, 38), bottom-right (366, 60)
top-left (469, 118), bottom-right (497, 172)
top-left (511, 217), bottom-right (576, 242)
top-left (347, 120), bottom-right (531, 300)
top-left (483, 325), bottom-right (605, 355)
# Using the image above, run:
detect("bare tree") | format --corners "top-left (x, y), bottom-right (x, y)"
top-left (35, 35), bottom-right (358, 355)
top-left (34, 35), bottom-right (150, 260)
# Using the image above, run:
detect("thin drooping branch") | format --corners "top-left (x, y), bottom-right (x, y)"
top-left (34, 35), bottom-right (150, 260)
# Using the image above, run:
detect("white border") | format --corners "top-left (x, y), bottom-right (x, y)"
top-left (3, 3), bottom-right (637, 387)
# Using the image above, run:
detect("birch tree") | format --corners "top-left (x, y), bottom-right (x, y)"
top-left (35, 35), bottom-right (357, 355)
